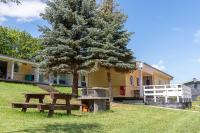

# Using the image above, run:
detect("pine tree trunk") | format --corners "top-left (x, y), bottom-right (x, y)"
top-left (107, 68), bottom-right (113, 101)
top-left (72, 71), bottom-right (79, 98)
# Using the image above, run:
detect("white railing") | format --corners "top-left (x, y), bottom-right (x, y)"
top-left (143, 84), bottom-right (192, 103)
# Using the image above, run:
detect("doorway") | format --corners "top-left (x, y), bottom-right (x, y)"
top-left (0, 61), bottom-right (7, 79)
top-left (143, 76), bottom-right (153, 85)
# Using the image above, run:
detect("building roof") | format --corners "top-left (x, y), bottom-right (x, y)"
top-left (183, 79), bottom-right (200, 85)
top-left (135, 61), bottom-right (173, 79)
top-left (143, 62), bottom-right (173, 79)
top-left (0, 54), bottom-right (38, 66)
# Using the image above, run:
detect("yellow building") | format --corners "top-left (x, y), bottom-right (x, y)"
top-left (0, 54), bottom-right (173, 99)
top-left (86, 61), bottom-right (173, 99)
top-left (0, 54), bottom-right (39, 82)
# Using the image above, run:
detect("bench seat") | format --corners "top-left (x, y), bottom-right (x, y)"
top-left (37, 104), bottom-right (80, 117)
top-left (12, 103), bottom-right (39, 108)
top-left (37, 104), bottom-right (80, 110)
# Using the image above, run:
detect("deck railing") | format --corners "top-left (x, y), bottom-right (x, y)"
top-left (143, 84), bottom-right (192, 103)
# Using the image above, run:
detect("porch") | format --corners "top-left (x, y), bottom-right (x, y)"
top-left (0, 55), bottom-right (40, 82)
top-left (114, 84), bottom-right (192, 109)
top-left (143, 84), bottom-right (192, 104)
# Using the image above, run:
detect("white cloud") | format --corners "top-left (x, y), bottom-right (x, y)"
top-left (172, 27), bottom-right (184, 32)
top-left (193, 30), bottom-right (200, 43)
top-left (0, 0), bottom-right (46, 23)
top-left (152, 60), bottom-right (166, 71)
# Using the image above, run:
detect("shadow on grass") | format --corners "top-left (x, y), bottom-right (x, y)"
top-left (7, 123), bottom-right (102, 133)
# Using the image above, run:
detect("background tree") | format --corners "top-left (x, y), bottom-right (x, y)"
top-left (89, 0), bottom-right (135, 99)
top-left (0, 0), bottom-right (20, 4)
top-left (0, 26), bottom-right (42, 60)
top-left (39, 0), bottom-right (100, 97)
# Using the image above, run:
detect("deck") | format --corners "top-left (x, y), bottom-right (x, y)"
top-left (143, 84), bottom-right (192, 104)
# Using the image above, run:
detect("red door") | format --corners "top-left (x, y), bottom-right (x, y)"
top-left (120, 86), bottom-right (126, 96)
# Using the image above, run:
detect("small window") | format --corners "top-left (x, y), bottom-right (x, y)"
top-left (14, 63), bottom-right (19, 72)
top-left (137, 78), bottom-right (139, 86)
top-left (130, 76), bottom-right (134, 85)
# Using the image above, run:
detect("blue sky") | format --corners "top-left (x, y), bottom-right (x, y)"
top-left (0, 0), bottom-right (200, 83)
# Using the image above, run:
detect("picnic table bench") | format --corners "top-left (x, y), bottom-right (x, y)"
top-left (12, 93), bottom-right (52, 112)
top-left (37, 93), bottom-right (72, 117)
top-left (12, 93), bottom-right (80, 117)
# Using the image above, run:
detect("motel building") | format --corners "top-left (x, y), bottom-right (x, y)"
top-left (0, 54), bottom-right (191, 104)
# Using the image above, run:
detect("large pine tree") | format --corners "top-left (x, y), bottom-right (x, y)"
top-left (39, 0), bottom-right (100, 97)
top-left (89, 0), bottom-right (135, 99)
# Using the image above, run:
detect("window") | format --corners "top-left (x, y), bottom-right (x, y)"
top-left (130, 76), bottom-right (134, 85)
top-left (143, 76), bottom-right (152, 85)
top-left (14, 63), bottom-right (19, 73)
top-left (81, 76), bottom-right (86, 82)
top-left (137, 78), bottom-right (139, 86)
top-left (81, 75), bottom-right (86, 87)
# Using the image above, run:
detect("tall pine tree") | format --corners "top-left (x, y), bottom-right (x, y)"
top-left (40, 0), bottom-right (99, 97)
top-left (89, 0), bottom-right (135, 99)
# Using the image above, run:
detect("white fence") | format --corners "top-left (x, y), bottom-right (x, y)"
top-left (143, 84), bottom-right (192, 103)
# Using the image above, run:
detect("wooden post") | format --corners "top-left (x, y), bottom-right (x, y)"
top-left (34, 66), bottom-right (40, 82)
top-left (165, 85), bottom-right (168, 103)
top-left (11, 61), bottom-right (14, 80)
top-left (177, 87), bottom-right (180, 103)
top-left (138, 62), bottom-right (143, 98)
top-left (57, 74), bottom-right (60, 85)
top-left (177, 96), bottom-right (179, 103)
top-left (153, 86), bottom-right (156, 103)
top-left (182, 96), bottom-right (184, 103)
top-left (144, 95), bottom-right (146, 103)
top-left (107, 69), bottom-right (112, 101)
top-left (165, 96), bottom-right (168, 103)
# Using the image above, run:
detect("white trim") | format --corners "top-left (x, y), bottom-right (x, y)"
top-left (11, 61), bottom-right (14, 80)
top-left (143, 84), bottom-right (192, 103)
top-left (0, 54), bottom-right (38, 66)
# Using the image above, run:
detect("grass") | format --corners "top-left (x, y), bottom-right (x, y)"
top-left (0, 82), bottom-right (200, 133)
top-left (54, 86), bottom-right (81, 96)
top-left (190, 101), bottom-right (200, 111)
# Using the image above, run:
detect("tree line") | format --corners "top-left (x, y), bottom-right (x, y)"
top-left (0, 26), bottom-right (42, 60)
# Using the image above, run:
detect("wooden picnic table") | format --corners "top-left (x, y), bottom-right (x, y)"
top-left (23, 93), bottom-right (51, 103)
top-left (13, 93), bottom-right (52, 112)
top-left (37, 93), bottom-right (72, 117)
top-left (12, 92), bottom-right (80, 117)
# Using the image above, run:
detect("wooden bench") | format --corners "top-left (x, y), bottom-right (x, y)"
top-left (12, 93), bottom-right (80, 117)
top-left (37, 93), bottom-right (77, 117)
top-left (12, 93), bottom-right (51, 112)
top-left (12, 103), bottom-right (38, 109)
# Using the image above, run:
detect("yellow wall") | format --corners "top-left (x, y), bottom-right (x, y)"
top-left (4, 60), bottom-right (35, 81)
top-left (13, 63), bottom-right (34, 81)
top-left (87, 66), bottom-right (172, 98)
top-left (88, 67), bottom-right (127, 97)
top-left (153, 73), bottom-right (171, 85)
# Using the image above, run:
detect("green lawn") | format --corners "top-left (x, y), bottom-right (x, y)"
top-left (0, 82), bottom-right (200, 133)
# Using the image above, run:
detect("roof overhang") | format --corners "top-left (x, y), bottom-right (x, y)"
top-left (0, 54), bottom-right (38, 66)
top-left (143, 62), bottom-right (173, 79)
top-left (134, 61), bottom-right (173, 80)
